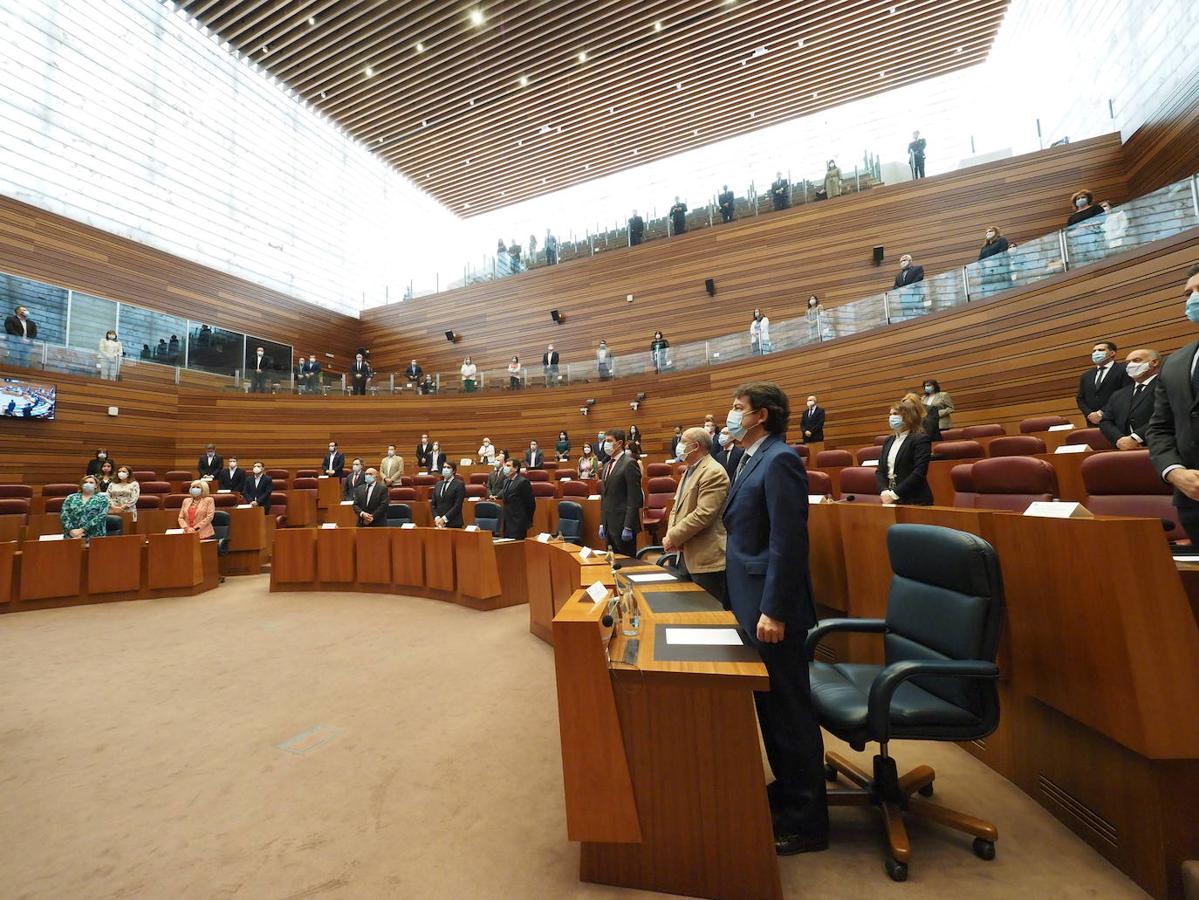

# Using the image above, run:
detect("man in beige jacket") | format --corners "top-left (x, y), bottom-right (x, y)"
top-left (379, 444), bottom-right (405, 487)
top-left (662, 427), bottom-right (730, 606)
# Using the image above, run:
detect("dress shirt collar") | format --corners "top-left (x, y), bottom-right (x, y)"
top-left (741, 433), bottom-right (769, 457)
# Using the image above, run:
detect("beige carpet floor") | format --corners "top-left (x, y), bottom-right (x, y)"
top-left (0, 576), bottom-right (1146, 899)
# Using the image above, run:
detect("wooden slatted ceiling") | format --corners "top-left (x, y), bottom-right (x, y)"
top-left (359, 134), bottom-right (1129, 374)
top-left (177, 0), bottom-right (1011, 215)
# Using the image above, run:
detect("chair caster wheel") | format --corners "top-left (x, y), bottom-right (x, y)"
top-left (918, 782), bottom-right (934, 797)
top-left (824, 763), bottom-right (838, 782)
top-left (885, 858), bottom-right (909, 882)
top-left (973, 838), bottom-right (996, 860)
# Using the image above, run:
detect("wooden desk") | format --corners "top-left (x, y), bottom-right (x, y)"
top-left (316, 526), bottom-right (356, 585)
top-left (553, 574), bottom-right (779, 899)
top-left (0, 542), bottom-right (15, 604)
top-left (808, 501), bottom-right (848, 614)
top-left (452, 529), bottom-right (506, 609)
top-left (321, 502), bottom-right (359, 527)
top-left (0, 515), bottom-right (25, 543)
top-left (526, 540), bottom-right (613, 644)
top-left (26, 512), bottom-right (65, 539)
top-left (355, 527), bottom-right (392, 587)
top-left (19, 538), bottom-right (84, 601)
top-left (222, 506), bottom-right (269, 575)
top-left (87, 534), bottom-right (143, 595)
top-left (135, 508), bottom-right (178, 535)
top-left (146, 533), bottom-right (202, 590)
top-left (286, 490), bottom-right (318, 528)
top-left (316, 476), bottom-right (342, 509)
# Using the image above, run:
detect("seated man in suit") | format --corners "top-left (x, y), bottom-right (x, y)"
top-left (1078, 339), bottom-right (1132, 426)
top-left (524, 440), bottom-right (544, 469)
top-left (243, 462), bottom-right (273, 509)
top-left (431, 461), bottom-right (465, 528)
top-left (353, 467), bottom-right (389, 527)
top-left (1098, 348), bottom-right (1160, 449)
top-left (893, 254), bottom-right (925, 288)
top-left (501, 459), bottom-right (536, 540)
top-left (713, 426), bottom-right (744, 476)
top-left (343, 458), bottom-right (367, 498)
top-left (801, 396), bottom-right (826, 443)
top-left (322, 441), bottom-right (345, 479)
top-left (217, 456), bottom-right (247, 494)
top-left (662, 427), bottom-right (730, 606)
top-left (198, 444), bottom-right (222, 480)
top-left (380, 445), bottom-right (404, 487)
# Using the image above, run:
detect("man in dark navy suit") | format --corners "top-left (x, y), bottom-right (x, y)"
top-left (1098, 348), bottom-right (1160, 449)
top-left (322, 441), bottom-right (345, 479)
top-left (243, 462), bottom-right (274, 509)
top-left (1077, 339), bottom-right (1132, 425)
top-left (721, 381), bottom-right (828, 856)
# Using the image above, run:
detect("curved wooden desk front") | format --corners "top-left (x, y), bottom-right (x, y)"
top-left (269, 526), bottom-right (528, 610)
top-left (553, 569), bottom-right (778, 900)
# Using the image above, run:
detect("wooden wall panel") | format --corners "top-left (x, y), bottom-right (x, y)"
top-left (0, 196), bottom-right (360, 367)
top-left (1123, 65), bottom-right (1199, 197)
top-left (359, 135), bottom-right (1128, 374)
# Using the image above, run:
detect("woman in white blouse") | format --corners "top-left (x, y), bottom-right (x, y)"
top-left (105, 465), bottom-right (141, 521)
top-left (97, 329), bottom-right (123, 381)
top-left (460, 357), bottom-right (478, 392)
top-left (477, 437), bottom-right (496, 465)
top-left (507, 355), bottom-right (522, 390)
top-left (750, 308), bottom-right (771, 355)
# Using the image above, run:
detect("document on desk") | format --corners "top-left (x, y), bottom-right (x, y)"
top-left (626, 572), bottom-right (676, 583)
top-left (665, 627), bottom-right (743, 646)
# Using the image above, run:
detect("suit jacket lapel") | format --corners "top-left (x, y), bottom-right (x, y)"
top-left (724, 435), bottom-right (774, 508)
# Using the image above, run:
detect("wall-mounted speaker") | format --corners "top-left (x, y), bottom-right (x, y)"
top-left (550, 308), bottom-right (562, 324)
top-left (444, 330), bottom-right (457, 342)
top-left (872, 246), bottom-right (885, 266)
top-left (704, 278), bottom-right (716, 296)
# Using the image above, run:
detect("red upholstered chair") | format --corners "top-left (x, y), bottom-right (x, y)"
top-left (971, 457), bottom-right (1058, 511)
top-left (1081, 450), bottom-right (1184, 541)
top-left (165, 470), bottom-right (193, 483)
top-left (1065, 428), bottom-right (1115, 452)
top-left (1020, 416), bottom-right (1070, 433)
top-left (389, 487), bottom-right (418, 502)
top-left (962, 424), bottom-right (1004, 439)
top-left (556, 468), bottom-right (578, 481)
top-left (132, 470), bottom-right (158, 482)
top-left (295, 468), bottom-right (320, 478)
top-left (0, 497), bottom-right (30, 516)
top-left (469, 473), bottom-right (490, 485)
top-left (292, 477), bottom-right (319, 491)
top-left (212, 493), bottom-right (240, 508)
top-left (808, 471), bottom-right (832, 496)
top-left (816, 449), bottom-right (854, 468)
top-left (465, 484), bottom-right (486, 498)
top-left (0, 485), bottom-right (33, 499)
top-left (931, 440), bottom-right (984, 460)
top-left (42, 483), bottom-right (77, 498)
top-left (792, 444), bottom-right (810, 459)
top-left (950, 464), bottom-right (977, 508)
top-left (140, 481), bottom-right (171, 495)
top-left (560, 480), bottom-right (590, 498)
top-left (857, 446), bottom-right (882, 464)
top-left (525, 470), bottom-right (550, 482)
top-left (939, 428), bottom-right (966, 441)
top-left (530, 482), bottom-right (557, 499)
top-left (400, 476), bottom-right (414, 487)
top-left (873, 435), bottom-right (889, 446)
top-left (646, 463), bottom-right (674, 477)
top-left (838, 467), bottom-right (882, 502)
top-left (987, 436), bottom-right (1046, 457)
top-left (641, 476), bottom-right (678, 542)
top-left (413, 475), bottom-right (438, 488)
top-left (135, 495), bottom-right (162, 509)
top-left (44, 497), bottom-right (67, 513)
top-left (164, 494), bottom-right (188, 509)
top-left (269, 492), bottom-right (287, 514)
top-left (267, 468), bottom-right (289, 483)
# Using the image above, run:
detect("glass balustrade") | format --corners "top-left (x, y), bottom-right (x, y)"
top-left (3, 174), bottom-right (1196, 395)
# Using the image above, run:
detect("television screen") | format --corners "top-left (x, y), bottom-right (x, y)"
top-left (1, 377), bottom-right (55, 420)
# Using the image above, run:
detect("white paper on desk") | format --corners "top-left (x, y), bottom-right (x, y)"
top-left (218, 489), bottom-right (231, 494)
top-left (164, 528), bottom-right (185, 535)
top-left (464, 524), bottom-right (479, 532)
top-left (318, 475), bottom-right (330, 479)
top-left (586, 580), bottom-right (608, 602)
top-left (587, 494), bottom-right (601, 500)
top-left (665, 627), bottom-right (743, 646)
top-left (627, 572), bottom-right (676, 583)
top-left (492, 537), bottom-right (515, 544)
top-left (38, 533), bottom-right (65, 541)
top-left (808, 494), bottom-right (826, 504)
top-left (339, 500), bottom-right (354, 505)
top-left (467, 496), bottom-right (480, 502)
top-left (400, 523), bottom-right (417, 529)
top-left (560, 476), bottom-right (570, 482)
top-left (236, 503), bottom-right (253, 509)
top-left (860, 459), bottom-right (879, 467)
top-left (1047, 423), bottom-right (1075, 432)
top-left (1173, 555), bottom-right (1199, 562)
top-left (1054, 444), bottom-right (1089, 454)
top-left (320, 523), bottom-right (338, 529)
top-left (578, 547), bottom-right (594, 559)
top-left (536, 533), bottom-right (551, 543)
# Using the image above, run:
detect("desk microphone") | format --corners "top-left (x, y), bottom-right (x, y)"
top-left (843, 495), bottom-right (855, 503)
top-left (601, 614), bottom-right (614, 628)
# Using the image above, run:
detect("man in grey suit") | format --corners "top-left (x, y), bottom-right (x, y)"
top-left (1147, 264), bottom-right (1199, 543)
top-left (598, 428), bottom-right (643, 556)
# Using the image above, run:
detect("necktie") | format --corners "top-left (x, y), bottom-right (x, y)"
top-left (1191, 356), bottom-right (1199, 398)
top-left (365, 485), bottom-right (372, 506)
top-left (1133, 384), bottom-right (1143, 400)
top-left (1095, 366), bottom-right (1105, 386)
top-left (734, 453), bottom-right (749, 482)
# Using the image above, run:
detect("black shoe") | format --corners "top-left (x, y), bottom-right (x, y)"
top-left (775, 834), bottom-right (829, 856)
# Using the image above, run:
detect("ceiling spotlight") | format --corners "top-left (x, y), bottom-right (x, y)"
top-left (463, 202), bottom-right (471, 209)
top-left (608, 106), bottom-right (615, 114)
top-left (469, 8), bottom-right (484, 26)
top-left (653, 20), bottom-right (662, 31)
top-left (416, 41), bottom-right (425, 52)
top-left (556, 125), bottom-right (562, 132)
top-left (693, 129), bottom-right (699, 136)
top-left (468, 98), bottom-right (475, 106)
top-left (583, 164), bottom-right (590, 170)
top-left (519, 75), bottom-right (528, 86)
top-left (308, 16), bottom-right (316, 26)
top-left (260, 44), bottom-right (270, 54)
top-left (749, 111), bottom-right (755, 118)
top-left (517, 139), bottom-right (523, 146)
top-left (541, 177), bottom-right (547, 184)
top-left (879, 70), bottom-right (886, 77)
top-left (320, 90), bottom-right (327, 99)
top-left (376, 137), bottom-right (383, 143)
top-left (632, 148), bottom-right (638, 155)
top-left (465, 158), bottom-right (471, 165)
top-left (812, 91), bottom-right (819, 98)
top-left (956, 46), bottom-right (963, 53)
top-left (676, 82), bottom-right (683, 90)
top-left (889, 5), bottom-right (897, 12)
top-left (797, 38), bottom-right (805, 48)
top-left (578, 51), bottom-right (587, 62)
top-left (364, 65), bottom-right (374, 76)
top-left (540, 124), bottom-right (551, 133)
top-left (421, 118), bottom-right (428, 126)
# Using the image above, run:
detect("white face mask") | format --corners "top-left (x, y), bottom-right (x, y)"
top-left (442, 467), bottom-right (452, 478)
top-left (352, 464), bottom-right (361, 472)
top-left (253, 466), bottom-right (262, 474)
top-left (717, 433), bottom-right (731, 447)
top-left (387, 449), bottom-right (395, 457)
top-left (1076, 198), bottom-right (1089, 209)
top-left (118, 471), bottom-right (129, 480)
top-left (1125, 361), bottom-right (1152, 379)
top-left (806, 400), bottom-right (815, 408)
top-left (603, 440), bottom-right (616, 455)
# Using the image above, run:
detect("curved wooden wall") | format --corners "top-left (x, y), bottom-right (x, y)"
top-left (359, 135), bottom-right (1128, 374)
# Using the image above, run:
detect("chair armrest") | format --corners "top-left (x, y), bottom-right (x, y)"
top-left (634, 545), bottom-right (664, 560)
top-left (805, 618), bottom-right (888, 659)
top-left (867, 659), bottom-right (1000, 742)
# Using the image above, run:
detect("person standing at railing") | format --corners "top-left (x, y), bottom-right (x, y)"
top-left (528, 233), bottom-right (538, 264)
top-left (894, 254), bottom-right (925, 288)
top-left (1066, 190), bottom-right (1105, 227)
top-left (460, 356), bottom-right (477, 392)
top-left (976, 227), bottom-right (1012, 296)
top-left (770, 172), bottom-right (790, 211)
top-left (750, 309), bottom-right (772, 355)
top-left (628, 211), bottom-right (646, 246)
top-left (978, 226), bottom-right (1009, 260)
top-left (908, 131), bottom-right (927, 179)
top-left (596, 339), bottom-right (613, 379)
top-left (404, 359), bottom-right (422, 388)
top-left (301, 354), bottom-right (322, 394)
top-left (248, 346), bottom-right (273, 393)
top-left (4, 304), bottom-right (37, 368)
top-left (650, 331), bottom-right (670, 373)
top-left (823, 160), bottom-right (842, 199)
top-left (508, 241), bottom-right (522, 272)
top-left (806, 295), bottom-right (827, 341)
top-left (718, 185), bottom-right (735, 223)
top-left (507, 355), bottom-right (522, 389)
top-left (544, 230), bottom-right (558, 265)
top-left (669, 198), bottom-right (687, 236)
top-left (1100, 201), bottom-right (1129, 248)
top-left (96, 330), bottom-right (123, 380)
top-left (349, 352), bottom-right (372, 395)
top-left (542, 344), bottom-right (560, 387)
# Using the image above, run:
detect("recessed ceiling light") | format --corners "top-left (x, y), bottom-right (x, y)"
top-left (308, 16), bottom-right (316, 26)
top-left (631, 149), bottom-right (638, 155)
top-left (519, 75), bottom-right (528, 86)
top-left (320, 90), bottom-right (327, 99)
top-left (741, 60), bottom-right (746, 67)
top-left (889, 5), bottom-right (897, 13)
top-left (653, 21), bottom-right (662, 31)
top-left (879, 70), bottom-right (886, 77)
top-left (812, 91), bottom-right (819, 98)
top-left (797, 38), bottom-right (805, 48)
top-left (609, 106), bottom-right (615, 114)
top-left (364, 65), bottom-right (374, 76)
top-left (583, 164), bottom-right (589, 170)
top-left (468, 99), bottom-right (475, 106)
top-left (260, 44), bottom-right (270, 54)
top-left (676, 83), bottom-right (683, 90)
top-left (517, 140), bottom-right (523, 146)
top-left (465, 159), bottom-right (471, 165)
top-left (541, 177), bottom-right (547, 184)
top-left (578, 51), bottom-right (587, 62)
top-left (376, 137), bottom-right (383, 143)
top-left (556, 125), bottom-right (562, 132)
top-left (469, 8), bottom-right (484, 26)
top-left (749, 111), bottom-right (755, 118)
top-left (956, 46), bottom-right (963, 53)
top-left (421, 118), bottom-right (428, 126)
top-left (540, 124), bottom-right (551, 133)
top-left (500, 191), bottom-right (506, 197)
top-left (693, 129), bottom-right (699, 136)
top-left (416, 41), bottom-right (425, 52)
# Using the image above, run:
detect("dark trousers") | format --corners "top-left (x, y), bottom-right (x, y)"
top-left (250, 371), bottom-right (269, 393)
top-left (351, 376), bottom-right (367, 395)
top-left (755, 636), bottom-right (829, 839)
top-left (1178, 505), bottom-right (1199, 546)
top-left (606, 529), bottom-right (637, 557)
top-left (720, 208), bottom-right (733, 223)
top-left (912, 156), bottom-right (925, 178)
top-left (689, 569), bottom-right (728, 609)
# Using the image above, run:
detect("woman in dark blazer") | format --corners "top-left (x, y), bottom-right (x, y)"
top-left (876, 394), bottom-right (934, 506)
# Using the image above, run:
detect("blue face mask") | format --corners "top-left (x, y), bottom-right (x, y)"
top-left (717, 432), bottom-right (731, 447)
top-left (889, 414), bottom-right (905, 431)
top-left (1091, 350), bottom-right (1109, 365)
top-left (726, 409), bottom-right (751, 440)
top-left (441, 467), bottom-right (452, 478)
top-left (190, 487), bottom-right (202, 496)
top-left (364, 474), bottom-right (375, 484)
top-left (1187, 291), bottom-right (1199, 324)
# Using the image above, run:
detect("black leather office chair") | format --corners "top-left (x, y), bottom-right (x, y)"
top-left (104, 514), bottom-right (123, 536)
top-left (557, 501), bottom-right (583, 541)
top-left (806, 523), bottom-right (1004, 882)
top-left (634, 544), bottom-right (678, 567)
top-left (211, 510), bottom-right (230, 555)
top-left (474, 501), bottom-right (501, 536)
top-left (385, 503), bottom-right (413, 527)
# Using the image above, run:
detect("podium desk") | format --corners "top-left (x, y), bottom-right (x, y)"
top-left (285, 490), bottom-right (318, 528)
top-left (526, 540), bottom-right (614, 644)
top-left (317, 526), bottom-right (356, 586)
top-left (0, 541), bottom-right (14, 603)
top-left (316, 476), bottom-right (342, 510)
top-left (321, 502), bottom-right (359, 527)
top-left (553, 576), bottom-right (779, 900)
top-left (0, 515), bottom-right (24, 543)
top-left (221, 506), bottom-right (269, 576)
top-left (18, 538), bottom-right (83, 602)
top-left (26, 512), bottom-right (65, 539)
top-left (807, 501), bottom-right (848, 614)
top-left (135, 508), bottom-right (178, 535)
top-left (452, 530), bottom-right (527, 610)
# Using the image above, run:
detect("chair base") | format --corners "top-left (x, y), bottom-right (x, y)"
top-left (825, 749), bottom-right (998, 882)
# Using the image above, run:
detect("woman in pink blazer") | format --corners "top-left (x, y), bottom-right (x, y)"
top-left (179, 479), bottom-right (216, 539)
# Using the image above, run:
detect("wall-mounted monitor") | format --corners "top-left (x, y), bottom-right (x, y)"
top-left (1, 377), bottom-right (56, 419)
